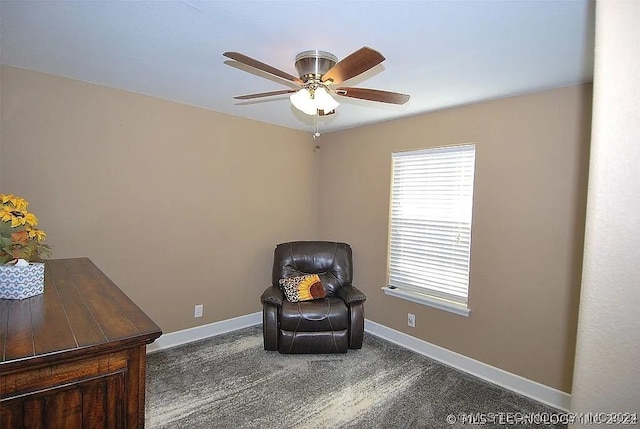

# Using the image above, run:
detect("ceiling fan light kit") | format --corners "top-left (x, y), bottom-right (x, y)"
top-left (290, 86), bottom-right (340, 116)
top-left (223, 46), bottom-right (410, 135)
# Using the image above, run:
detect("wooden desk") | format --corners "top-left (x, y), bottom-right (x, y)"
top-left (0, 258), bottom-right (162, 428)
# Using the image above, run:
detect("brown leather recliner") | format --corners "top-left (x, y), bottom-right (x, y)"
top-left (260, 241), bottom-right (367, 353)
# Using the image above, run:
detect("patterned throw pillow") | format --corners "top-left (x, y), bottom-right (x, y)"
top-left (279, 274), bottom-right (326, 303)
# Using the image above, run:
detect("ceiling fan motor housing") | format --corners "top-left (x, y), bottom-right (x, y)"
top-left (295, 50), bottom-right (337, 82)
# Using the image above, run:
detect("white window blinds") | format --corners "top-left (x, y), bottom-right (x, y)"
top-left (388, 144), bottom-right (476, 307)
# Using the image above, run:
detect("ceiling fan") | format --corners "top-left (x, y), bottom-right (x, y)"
top-left (223, 47), bottom-right (410, 118)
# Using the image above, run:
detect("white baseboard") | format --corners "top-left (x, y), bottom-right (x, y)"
top-left (146, 312), bottom-right (262, 354)
top-left (364, 319), bottom-right (571, 411)
top-left (145, 313), bottom-right (570, 411)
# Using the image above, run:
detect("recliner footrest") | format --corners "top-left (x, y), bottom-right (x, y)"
top-left (278, 330), bottom-right (349, 354)
top-left (279, 297), bottom-right (348, 332)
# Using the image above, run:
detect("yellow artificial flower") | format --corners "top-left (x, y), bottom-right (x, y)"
top-left (10, 213), bottom-right (26, 227)
top-left (15, 199), bottom-right (28, 211)
top-left (1, 194), bottom-right (27, 211)
top-left (0, 207), bottom-right (14, 223)
top-left (1, 194), bottom-right (16, 205)
top-left (27, 228), bottom-right (47, 241)
top-left (23, 212), bottom-right (38, 227)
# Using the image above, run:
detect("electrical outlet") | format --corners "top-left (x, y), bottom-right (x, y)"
top-left (407, 313), bottom-right (416, 328)
top-left (194, 304), bottom-right (203, 318)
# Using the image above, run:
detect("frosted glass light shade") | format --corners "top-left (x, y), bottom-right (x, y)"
top-left (314, 87), bottom-right (339, 112)
top-left (290, 89), bottom-right (317, 115)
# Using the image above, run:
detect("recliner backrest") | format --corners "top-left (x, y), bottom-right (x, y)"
top-left (272, 241), bottom-right (353, 297)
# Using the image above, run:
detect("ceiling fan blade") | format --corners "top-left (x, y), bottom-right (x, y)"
top-left (233, 89), bottom-right (297, 100)
top-left (335, 87), bottom-right (410, 105)
top-left (322, 47), bottom-right (385, 85)
top-left (224, 52), bottom-right (303, 85)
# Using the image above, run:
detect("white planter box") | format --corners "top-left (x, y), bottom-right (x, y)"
top-left (0, 262), bottom-right (45, 300)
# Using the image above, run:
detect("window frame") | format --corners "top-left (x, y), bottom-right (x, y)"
top-left (382, 143), bottom-right (476, 316)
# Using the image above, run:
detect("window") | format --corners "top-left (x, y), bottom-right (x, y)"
top-left (383, 144), bottom-right (476, 316)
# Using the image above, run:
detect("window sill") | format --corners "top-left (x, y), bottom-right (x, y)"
top-left (381, 287), bottom-right (471, 317)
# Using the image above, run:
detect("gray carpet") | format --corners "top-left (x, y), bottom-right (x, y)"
top-left (145, 325), bottom-right (565, 428)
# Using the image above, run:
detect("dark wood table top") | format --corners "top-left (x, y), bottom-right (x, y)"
top-left (0, 258), bottom-right (162, 373)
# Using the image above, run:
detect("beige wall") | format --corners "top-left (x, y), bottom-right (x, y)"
top-left (1, 65), bottom-right (593, 394)
top-left (0, 66), bottom-right (318, 333)
top-left (0, 65), bottom-right (3, 184)
top-left (316, 85), bottom-right (592, 392)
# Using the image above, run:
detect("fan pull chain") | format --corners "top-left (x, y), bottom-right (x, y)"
top-left (313, 112), bottom-right (320, 139)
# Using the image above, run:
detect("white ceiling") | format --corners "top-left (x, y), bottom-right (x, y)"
top-left (0, 1), bottom-right (595, 134)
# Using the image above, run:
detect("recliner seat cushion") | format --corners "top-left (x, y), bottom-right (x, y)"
top-left (279, 297), bottom-right (348, 332)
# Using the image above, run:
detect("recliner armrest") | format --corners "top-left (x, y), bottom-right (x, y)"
top-left (338, 285), bottom-right (367, 305)
top-left (261, 285), bottom-right (284, 306)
